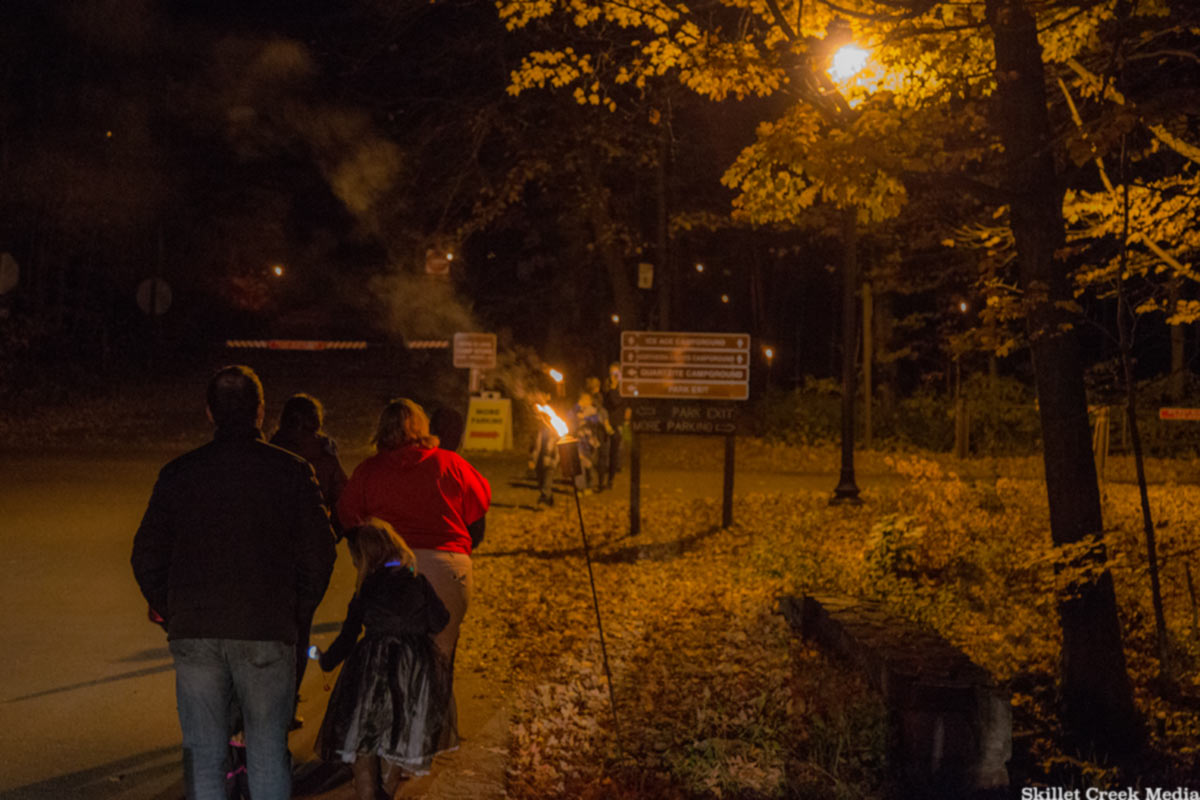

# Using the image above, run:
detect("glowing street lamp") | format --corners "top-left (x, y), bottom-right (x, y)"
top-left (828, 45), bottom-right (869, 83)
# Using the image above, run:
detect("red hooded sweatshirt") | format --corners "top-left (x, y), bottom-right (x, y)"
top-left (337, 445), bottom-right (491, 554)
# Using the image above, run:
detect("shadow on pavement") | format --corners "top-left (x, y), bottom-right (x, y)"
top-left (5, 663), bottom-right (175, 703)
top-left (0, 745), bottom-right (180, 800)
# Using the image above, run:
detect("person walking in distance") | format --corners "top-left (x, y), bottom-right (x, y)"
top-left (601, 363), bottom-right (629, 490)
top-left (132, 365), bottom-right (337, 800)
top-left (269, 392), bottom-right (349, 730)
top-left (528, 391), bottom-right (560, 507)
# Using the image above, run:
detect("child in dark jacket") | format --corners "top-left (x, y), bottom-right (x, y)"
top-left (313, 519), bottom-right (457, 800)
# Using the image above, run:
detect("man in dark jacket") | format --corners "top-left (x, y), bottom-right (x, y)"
top-left (132, 365), bottom-right (336, 800)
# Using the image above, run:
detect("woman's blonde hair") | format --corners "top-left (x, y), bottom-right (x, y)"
top-left (372, 398), bottom-right (439, 451)
top-left (345, 518), bottom-right (417, 589)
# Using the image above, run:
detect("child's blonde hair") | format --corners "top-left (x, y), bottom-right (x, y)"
top-left (345, 518), bottom-right (417, 590)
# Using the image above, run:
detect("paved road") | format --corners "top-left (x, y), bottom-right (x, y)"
top-left (0, 441), bottom-right (859, 800)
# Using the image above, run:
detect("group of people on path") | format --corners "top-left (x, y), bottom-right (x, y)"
top-left (530, 362), bottom-right (629, 506)
top-left (131, 365), bottom-right (490, 800)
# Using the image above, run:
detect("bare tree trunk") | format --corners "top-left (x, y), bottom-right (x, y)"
top-left (986, 0), bottom-right (1142, 756)
top-left (654, 127), bottom-right (671, 330)
top-left (581, 163), bottom-right (640, 334)
top-left (1117, 141), bottom-right (1169, 673)
top-left (1169, 278), bottom-right (1185, 402)
top-left (875, 290), bottom-right (897, 424)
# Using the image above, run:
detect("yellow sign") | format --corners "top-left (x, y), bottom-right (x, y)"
top-left (463, 396), bottom-right (513, 451)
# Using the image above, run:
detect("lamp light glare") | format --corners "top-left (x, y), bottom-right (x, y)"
top-left (764, 347), bottom-right (775, 360)
top-left (959, 301), bottom-right (968, 313)
top-left (611, 314), bottom-right (620, 324)
top-left (695, 262), bottom-right (705, 273)
top-left (721, 294), bottom-right (730, 304)
top-left (548, 368), bottom-right (564, 383)
top-left (272, 265), bottom-right (284, 277)
top-left (829, 44), bottom-right (869, 83)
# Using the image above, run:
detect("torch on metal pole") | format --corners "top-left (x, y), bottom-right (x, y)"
top-left (556, 434), bottom-right (622, 749)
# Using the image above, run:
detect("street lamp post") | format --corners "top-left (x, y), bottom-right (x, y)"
top-left (831, 206), bottom-right (862, 503)
top-left (826, 42), bottom-right (871, 505)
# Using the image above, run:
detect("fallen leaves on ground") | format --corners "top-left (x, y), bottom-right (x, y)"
top-left (454, 452), bottom-right (1200, 798)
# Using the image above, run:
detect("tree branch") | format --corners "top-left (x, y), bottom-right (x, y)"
top-left (1126, 49), bottom-right (1200, 66)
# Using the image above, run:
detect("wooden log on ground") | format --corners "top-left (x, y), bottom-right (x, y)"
top-left (779, 594), bottom-right (1011, 798)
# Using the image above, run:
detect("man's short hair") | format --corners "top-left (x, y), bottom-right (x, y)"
top-left (207, 365), bottom-right (264, 428)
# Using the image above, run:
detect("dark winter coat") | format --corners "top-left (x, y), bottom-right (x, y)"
top-left (270, 430), bottom-right (349, 536)
top-left (319, 564), bottom-right (449, 671)
top-left (131, 424), bottom-right (337, 644)
top-left (269, 431), bottom-right (347, 507)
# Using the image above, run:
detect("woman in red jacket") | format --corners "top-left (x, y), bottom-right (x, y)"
top-left (337, 398), bottom-right (490, 665)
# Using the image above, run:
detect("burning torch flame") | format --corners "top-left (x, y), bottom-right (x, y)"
top-left (537, 404), bottom-right (570, 438)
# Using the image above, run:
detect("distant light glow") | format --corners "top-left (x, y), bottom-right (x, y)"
top-left (764, 347), bottom-right (775, 361)
top-left (959, 301), bottom-right (968, 313)
top-left (611, 314), bottom-right (620, 324)
top-left (271, 265), bottom-right (284, 277)
top-left (695, 262), bottom-right (705, 273)
top-left (548, 368), bottom-right (563, 383)
top-left (446, 253), bottom-right (455, 261)
top-left (829, 45), bottom-right (869, 83)
top-left (721, 294), bottom-right (730, 304)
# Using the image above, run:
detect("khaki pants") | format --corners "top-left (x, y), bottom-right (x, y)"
top-left (414, 549), bottom-right (472, 662)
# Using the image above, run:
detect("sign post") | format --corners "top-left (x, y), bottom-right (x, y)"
top-left (619, 331), bottom-right (750, 533)
top-left (454, 333), bottom-right (508, 451)
top-left (453, 332), bottom-right (497, 394)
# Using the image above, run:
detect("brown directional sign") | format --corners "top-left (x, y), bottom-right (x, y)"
top-left (619, 331), bottom-right (749, 400)
top-left (629, 401), bottom-right (744, 436)
top-left (453, 332), bottom-right (497, 369)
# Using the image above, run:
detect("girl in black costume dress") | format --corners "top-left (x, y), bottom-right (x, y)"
top-left (314, 519), bottom-right (458, 800)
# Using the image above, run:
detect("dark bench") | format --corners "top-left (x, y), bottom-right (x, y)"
top-left (779, 594), bottom-right (1011, 798)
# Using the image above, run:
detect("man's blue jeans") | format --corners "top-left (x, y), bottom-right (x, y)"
top-left (170, 638), bottom-right (295, 800)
